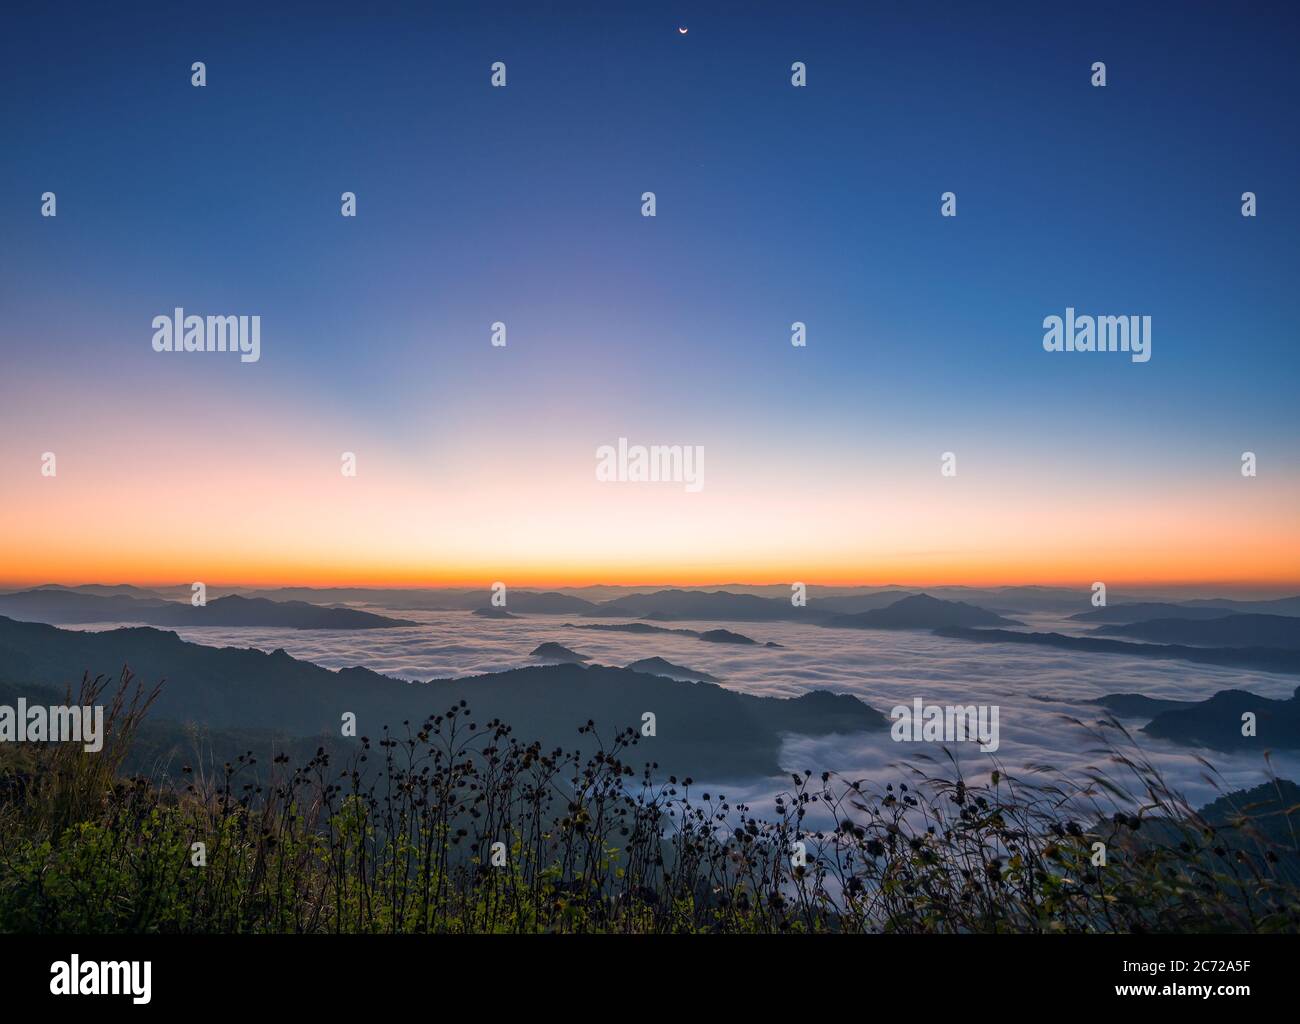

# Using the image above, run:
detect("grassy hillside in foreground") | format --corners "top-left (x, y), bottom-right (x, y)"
top-left (1, 670), bottom-right (1298, 934)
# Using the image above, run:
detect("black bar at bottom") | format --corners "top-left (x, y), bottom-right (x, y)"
top-left (0, 933), bottom-right (1286, 1011)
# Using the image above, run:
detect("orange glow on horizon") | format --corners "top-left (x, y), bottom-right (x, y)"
top-left (2, 392), bottom-right (1296, 595)
top-left (3, 555), bottom-right (1298, 594)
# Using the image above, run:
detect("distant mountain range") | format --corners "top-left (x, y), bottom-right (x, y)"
top-left (822, 593), bottom-right (1019, 630)
top-left (1084, 684), bottom-right (1300, 752)
top-left (9, 582), bottom-right (1298, 623)
top-left (0, 616), bottom-right (884, 780)
top-left (561, 622), bottom-right (782, 647)
top-left (1177, 595), bottom-right (1300, 615)
top-left (0, 590), bottom-right (415, 630)
top-left (569, 588), bottom-right (1294, 628)
top-left (1071, 603), bottom-right (1239, 623)
top-left (564, 589), bottom-right (1024, 629)
top-left (1094, 614), bottom-right (1300, 650)
top-left (1072, 597), bottom-right (1300, 623)
top-left (940, 626), bottom-right (1300, 675)
top-left (16, 583), bottom-right (177, 601)
top-left (8, 584), bottom-right (1298, 678)
top-left (415, 590), bottom-right (597, 614)
top-left (581, 589), bottom-right (806, 622)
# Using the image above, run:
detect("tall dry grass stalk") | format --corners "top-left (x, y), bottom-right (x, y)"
top-left (1, 691), bottom-right (1297, 934)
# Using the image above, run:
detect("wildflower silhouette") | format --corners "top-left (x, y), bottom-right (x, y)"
top-left (0, 670), bottom-right (1297, 933)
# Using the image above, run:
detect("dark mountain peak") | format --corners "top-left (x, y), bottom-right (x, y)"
top-left (698, 629), bottom-right (758, 645)
top-left (896, 593), bottom-right (942, 607)
top-left (472, 606), bottom-right (519, 619)
top-left (529, 642), bottom-right (589, 662)
top-left (830, 593), bottom-right (1017, 630)
top-left (624, 657), bottom-right (719, 682)
top-left (1095, 613), bottom-right (1300, 650)
top-left (1141, 686), bottom-right (1300, 751)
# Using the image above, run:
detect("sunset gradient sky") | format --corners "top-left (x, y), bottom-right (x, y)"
top-left (1, 1), bottom-right (1297, 590)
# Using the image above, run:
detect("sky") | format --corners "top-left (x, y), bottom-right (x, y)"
top-left (1, 1), bottom-right (1298, 589)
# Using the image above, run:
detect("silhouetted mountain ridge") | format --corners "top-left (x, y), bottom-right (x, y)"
top-left (938, 626), bottom-right (1300, 675)
top-left (0, 616), bottom-right (886, 779)
top-left (827, 594), bottom-right (1020, 630)
top-left (1095, 614), bottom-right (1300, 650)
top-left (0, 590), bottom-right (415, 629)
top-left (529, 642), bottom-right (589, 662)
top-left (1140, 686), bottom-right (1300, 751)
top-left (624, 657), bottom-right (719, 682)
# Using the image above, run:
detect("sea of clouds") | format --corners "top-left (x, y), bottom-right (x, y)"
top-left (70, 608), bottom-right (1295, 815)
